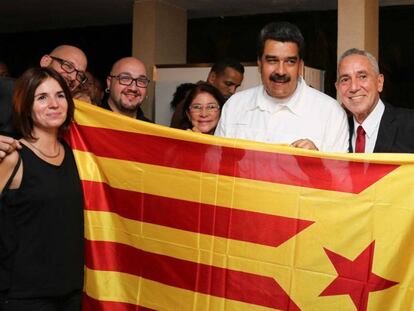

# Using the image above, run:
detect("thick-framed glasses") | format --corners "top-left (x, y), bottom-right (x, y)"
top-left (189, 103), bottom-right (220, 113)
top-left (50, 56), bottom-right (88, 84)
top-left (110, 74), bottom-right (150, 88)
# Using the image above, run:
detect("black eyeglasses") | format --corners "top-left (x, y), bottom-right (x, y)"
top-left (50, 56), bottom-right (88, 84)
top-left (110, 74), bottom-right (150, 88)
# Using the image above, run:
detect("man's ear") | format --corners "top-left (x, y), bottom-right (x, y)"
top-left (106, 76), bottom-right (112, 90)
top-left (40, 55), bottom-right (52, 68)
top-left (377, 74), bottom-right (385, 93)
top-left (299, 60), bottom-right (304, 76)
top-left (207, 71), bottom-right (216, 84)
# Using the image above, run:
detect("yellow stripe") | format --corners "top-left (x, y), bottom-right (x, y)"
top-left (85, 210), bottom-right (298, 278)
top-left (85, 267), bottom-right (280, 311)
top-left (74, 100), bottom-right (414, 164)
top-left (75, 150), bottom-right (355, 219)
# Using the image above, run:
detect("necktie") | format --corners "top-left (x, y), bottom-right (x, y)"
top-left (355, 125), bottom-right (365, 153)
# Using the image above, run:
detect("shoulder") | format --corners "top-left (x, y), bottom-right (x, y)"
top-left (303, 83), bottom-right (337, 104)
top-left (383, 103), bottom-right (414, 124)
top-left (223, 86), bottom-right (261, 111)
top-left (302, 84), bottom-right (346, 118)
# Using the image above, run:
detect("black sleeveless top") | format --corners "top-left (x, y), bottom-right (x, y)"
top-left (3, 142), bottom-right (84, 298)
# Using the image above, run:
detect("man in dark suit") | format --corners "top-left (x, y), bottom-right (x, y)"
top-left (336, 48), bottom-right (414, 153)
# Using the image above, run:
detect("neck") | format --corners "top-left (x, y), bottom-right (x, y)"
top-left (29, 128), bottom-right (59, 149)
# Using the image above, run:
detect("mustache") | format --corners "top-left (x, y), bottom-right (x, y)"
top-left (123, 89), bottom-right (141, 96)
top-left (269, 74), bottom-right (290, 83)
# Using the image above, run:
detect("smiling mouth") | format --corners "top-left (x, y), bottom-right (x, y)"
top-left (349, 95), bottom-right (365, 100)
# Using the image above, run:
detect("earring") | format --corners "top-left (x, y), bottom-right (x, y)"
top-left (105, 88), bottom-right (110, 94)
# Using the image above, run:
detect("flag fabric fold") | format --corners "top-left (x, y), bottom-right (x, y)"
top-left (69, 100), bottom-right (414, 311)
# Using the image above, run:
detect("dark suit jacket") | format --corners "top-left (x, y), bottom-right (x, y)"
top-left (348, 102), bottom-right (414, 153)
top-left (0, 77), bottom-right (19, 138)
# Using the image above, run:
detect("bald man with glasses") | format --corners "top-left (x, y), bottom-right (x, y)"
top-left (0, 44), bottom-right (88, 159)
top-left (100, 57), bottom-right (152, 122)
top-left (40, 45), bottom-right (88, 92)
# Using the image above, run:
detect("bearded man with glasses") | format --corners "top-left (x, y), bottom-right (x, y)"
top-left (100, 57), bottom-right (152, 122)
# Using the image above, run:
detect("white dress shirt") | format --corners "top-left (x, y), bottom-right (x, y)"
top-left (215, 77), bottom-right (349, 152)
top-left (351, 99), bottom-right (385, 153)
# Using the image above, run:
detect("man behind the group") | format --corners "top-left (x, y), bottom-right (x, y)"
top-left (40, 45), bottom-right (88, 92)
top-left (215, 22), bottom-right (349, 152)
top-left (207, 58), bottom-right (244, 100)
top-left (336, 48), bottom-right (414, 153)
top-left (101, 57), bottom-right (152, 122)
top-left (0, 44), bottom-right (88, 157)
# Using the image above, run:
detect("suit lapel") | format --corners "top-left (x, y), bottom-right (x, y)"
top-left (374, 103), bottom-right (397, 152)
top-left (348, 116), bottom-right (354, 153)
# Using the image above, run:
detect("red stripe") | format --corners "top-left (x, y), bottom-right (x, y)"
top-left (69, 124), bottom-right (398, 194)
top-left (83, 294), bottom-right (154, 311)
top-left (85, 240), bottom-right (301, 311)
top-left (82, 181), bottom-right (314, 247)
top-left (83, 180), bottom-right (313, 247)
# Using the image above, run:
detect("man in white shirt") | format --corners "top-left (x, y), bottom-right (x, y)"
top-left (215, 21), bottom-right (349, 152)
top-left (336, 48), bottom-right (414, 153)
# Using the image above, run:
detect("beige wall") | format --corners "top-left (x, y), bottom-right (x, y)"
top-left (132, 0), bottom-right (187, 119)
top-left (337, 0), bottom-right (379, 60)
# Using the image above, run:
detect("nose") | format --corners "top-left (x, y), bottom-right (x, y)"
top-left (276, 62), bottom-right (286, 75)
top-left (228, 85), bottom-right (236, 95)
top-left (349, 77), bottom-right (360, 92)
top-left (128, 80), bottom-right (139, 90)
top-left (198, 107), bottom-right (210, 117)
top-left (48, 97), bottom-right (60, 108)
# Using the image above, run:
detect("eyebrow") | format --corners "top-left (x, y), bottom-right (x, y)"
top-left (117, 72), bottom-right (147, 78)
top-left (339, 70), bottom-right (369, 79)
top-left (264, 55), bottom-right (298, 61)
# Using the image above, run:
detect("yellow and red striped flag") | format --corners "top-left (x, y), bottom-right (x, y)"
top-left (68, 100), bottom-right (414, 311)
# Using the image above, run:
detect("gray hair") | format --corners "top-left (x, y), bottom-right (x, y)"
top-left (337, 48), bottom-right (380, 78)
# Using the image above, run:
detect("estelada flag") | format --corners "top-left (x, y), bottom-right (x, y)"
top-left (68, 100), bottom-right (414, 311)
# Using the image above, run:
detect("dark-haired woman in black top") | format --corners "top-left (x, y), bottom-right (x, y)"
top-left (0, 67), bottom-right (83, 311)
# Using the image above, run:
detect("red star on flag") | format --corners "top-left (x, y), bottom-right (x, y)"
top-left (320, 241), bottom-right (398, 311)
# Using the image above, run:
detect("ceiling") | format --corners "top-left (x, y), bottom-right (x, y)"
top-left (0, 0), bottom-right (413, 33)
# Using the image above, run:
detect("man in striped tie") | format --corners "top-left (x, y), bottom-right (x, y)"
top-left (336, 48), bottom-right (414, 153)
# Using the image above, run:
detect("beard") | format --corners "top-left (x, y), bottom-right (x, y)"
top-left (111, 91), bottom-right (143, 114)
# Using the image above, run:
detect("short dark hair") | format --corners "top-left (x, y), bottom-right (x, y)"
top-left (170, 83), bottom-right (196, 109)
top-left (181, 83), bottom-right (225, 129)
top-left (210, 58), bottom-right (245, 76)
top-left (13, 67), bottom-right (74, 139)
top-left (257, 21), bottom-right (305, 59)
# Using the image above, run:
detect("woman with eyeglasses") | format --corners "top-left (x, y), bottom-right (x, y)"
top-left (182, 83), bottom-right (225, 135)
top-left (0, 67), bottom-right (83, 310)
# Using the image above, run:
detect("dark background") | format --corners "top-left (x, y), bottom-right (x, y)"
top-left (0, 5), bottom-right (413, 107)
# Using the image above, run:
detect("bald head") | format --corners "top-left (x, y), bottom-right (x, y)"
top-left (40, 45), bottom-right (88, 92)
top-left (110, 57), bottom-right (146, 76)
top-left (106, 57), bottom-right (149, 118)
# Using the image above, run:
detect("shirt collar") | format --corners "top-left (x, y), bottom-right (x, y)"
top-left (353, 99), bottom-right (385, 138)
top-left (254, 77), bottom-right (304, 115)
